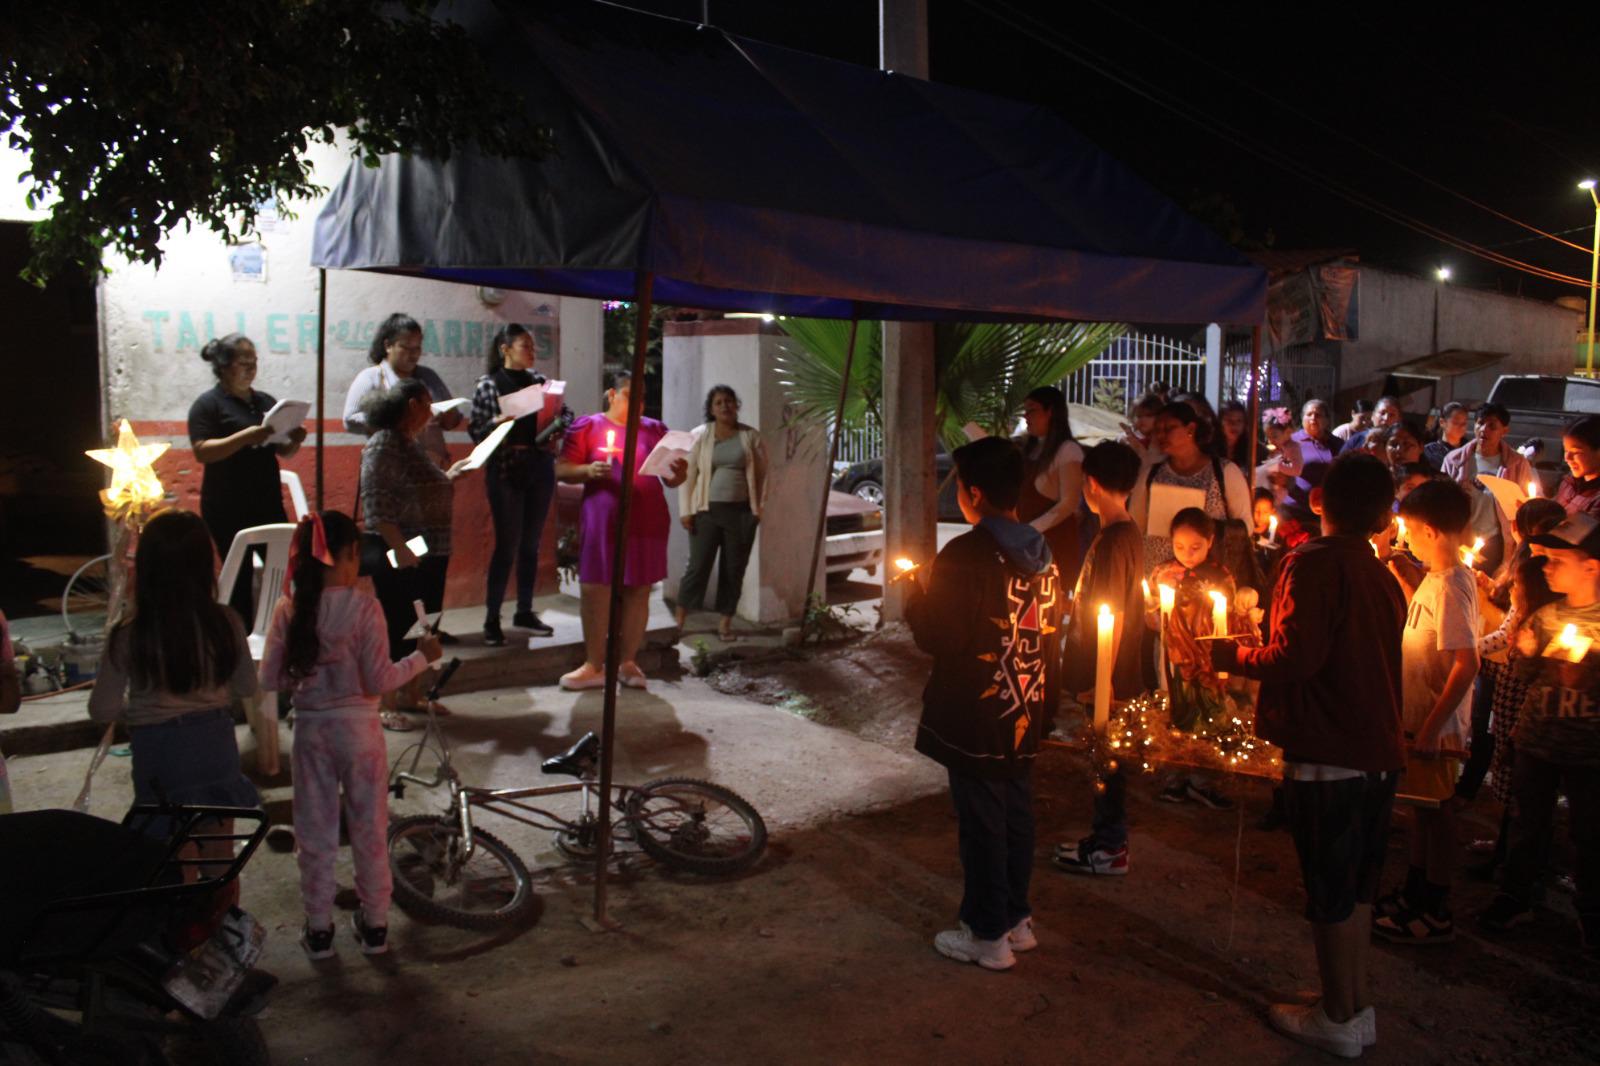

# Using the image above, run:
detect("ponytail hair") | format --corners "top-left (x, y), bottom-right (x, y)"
top-left (486, 322), bottom-right (532, 376)
top-left (199, 333), bottom-right (255, 381)
top-left (284, 510), bottom-right (362, 680)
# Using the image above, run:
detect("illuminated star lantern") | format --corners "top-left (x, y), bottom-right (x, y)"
top-left (86, 419), bottom-right (169, 523)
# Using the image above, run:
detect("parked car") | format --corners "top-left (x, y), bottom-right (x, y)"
top-left (832, 442), bottom-right (963, 521)
top-left (1483, 374), bottom-right (1600, 494)
top-left (554, 484), bottom-right (883, 581)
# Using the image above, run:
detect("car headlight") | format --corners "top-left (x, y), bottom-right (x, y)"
top-left (860, 510), bottom-right (883, 531)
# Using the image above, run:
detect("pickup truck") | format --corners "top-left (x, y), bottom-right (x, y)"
top-left (1484, 374), bottom-right (1600, 495)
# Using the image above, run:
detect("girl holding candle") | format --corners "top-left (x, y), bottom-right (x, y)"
top-left (1148, 508), bottom-right (1259, 809)
top-left (555, 371), bottom-right (688, 690)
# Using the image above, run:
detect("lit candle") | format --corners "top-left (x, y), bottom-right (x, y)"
top-left (1553, 622), bottom-right (1594, 663)
top-left (1142, 578), bottom-right (1151, 601)
top-left (1527, 480), bottom-right (1539, 499)
top-left (1459, 536), bottom-right (1485, 568)
top-left (1267, 514), bottom-right (1278, 545)
top-left (1210, 589), bottom-right (1230, 680)
top-left (890, 557), bottom-right (920, 583)
top-left (600, 427), bottom-right (619, 462)
top-left (1093, 603), bottom-right (1114, 734)
top-left (1395, 516), bottom-right (1408, 550)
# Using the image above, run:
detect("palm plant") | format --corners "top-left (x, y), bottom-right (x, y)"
top-left (775, 319), bottom-right (1127, 451)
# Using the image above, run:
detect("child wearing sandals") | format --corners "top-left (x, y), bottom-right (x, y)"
top-left (261, 511), bottom-right (442, 959)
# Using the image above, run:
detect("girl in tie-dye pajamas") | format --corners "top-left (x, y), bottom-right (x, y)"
top-left (261, 511), bottom-right (441, 959)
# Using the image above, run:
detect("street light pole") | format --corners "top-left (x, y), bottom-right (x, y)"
top-left (1581, 180), bottom-right (1599, 378)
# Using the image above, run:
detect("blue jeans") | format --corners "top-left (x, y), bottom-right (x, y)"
top-left (947, 768), bottom-right (1034, 941)
top-left (484, 449), bottom-right (556, 617)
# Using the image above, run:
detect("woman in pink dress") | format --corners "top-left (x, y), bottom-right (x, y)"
top-left (556, 371), bottom-right (687, 690)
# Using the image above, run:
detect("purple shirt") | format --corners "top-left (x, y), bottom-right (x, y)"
top-left (1282, 430), bottom-right (1342, 522)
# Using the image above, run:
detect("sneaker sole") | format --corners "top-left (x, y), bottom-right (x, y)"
top-left (933, 941), bottom-right (1015, 971)
top-left (300, 939), bottom-right (335, 961)
top-left (351, 914), bottom-right (389, 955)
top-left (1051, 856), bottom-right (1128, 876)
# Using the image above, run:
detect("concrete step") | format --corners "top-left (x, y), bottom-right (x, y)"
top-left (2, 593), bottom-right (681, 758)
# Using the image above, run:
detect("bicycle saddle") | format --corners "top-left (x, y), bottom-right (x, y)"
top-left (540, 732), bottom-right (600, 778)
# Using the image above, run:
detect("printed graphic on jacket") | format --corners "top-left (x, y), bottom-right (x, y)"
top-left (977, 571), bottom-right (1060, 751)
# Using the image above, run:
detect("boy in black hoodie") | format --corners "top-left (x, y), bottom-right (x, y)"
top-left (906, 437), bottom-right (1063, 971)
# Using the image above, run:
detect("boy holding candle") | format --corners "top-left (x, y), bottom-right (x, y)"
top-left (1211, 453), bottom-right (1407, 1057)
top-left (1371, 479), bottom-right (1479, 946)
top-left (1051, 441), bottom-right (1144, 876)
top-left (905, 437), bottom-right (1063, 971)
top-left (1478, 512), bottom-right (1600, 951)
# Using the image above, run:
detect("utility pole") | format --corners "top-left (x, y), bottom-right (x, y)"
top-left (879, 0), bottom-right (937, 623)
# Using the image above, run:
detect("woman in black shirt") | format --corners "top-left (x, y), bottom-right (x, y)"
top-left (187, 334), bottom-right (305, 622)
top-left (467, 324), bottom-right (559, 646)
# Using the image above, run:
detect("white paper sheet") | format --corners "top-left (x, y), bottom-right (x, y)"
top-left (430, 397), bottom-right (470, 416)
top-left (497, 383), bottom-right (545, 420)
top-left (962, 422), bottom-right (988, 442)
top-left (638, 429), bottom-right (699, 478)
top-left (1476, 474), bottom-right (1525, 523)
top-left (386, 535), bottom-right (429, 568)
top-left (457, 418), bottom-right (516, 471)
top-left (261, 399), bottom-right (310, 445)
top-left (1146, 483), bottom-right (1208, 539)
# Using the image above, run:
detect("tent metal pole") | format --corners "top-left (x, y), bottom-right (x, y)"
top-left (315, 268), bottom-right (327, 512)
top-left (593, 272), bottom-right (654, 927)
top-left (1245, 324), bottom-right (1262, 470)
top-left (801, 315), bottom-right (859, 639)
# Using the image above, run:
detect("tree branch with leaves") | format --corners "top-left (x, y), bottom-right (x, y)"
top-left (1, 0), bottom-right (546, 283)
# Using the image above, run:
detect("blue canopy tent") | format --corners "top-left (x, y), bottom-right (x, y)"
top-left (311, 0), bottom-right (1266, 922)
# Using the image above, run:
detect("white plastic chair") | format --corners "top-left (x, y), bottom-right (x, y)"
top-left (280, 470), bottom-right (309, 521)
top-left (218, 523), bottom-right (296, 777)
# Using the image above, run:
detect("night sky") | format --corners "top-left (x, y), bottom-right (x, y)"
top-left (623, 0), bottom-right (1599, 302)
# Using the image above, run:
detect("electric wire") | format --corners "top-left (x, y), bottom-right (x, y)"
top-left (1075, 0), bottom-right (1592, 255)
top-left (960, 0), bottom-right (1590, 287)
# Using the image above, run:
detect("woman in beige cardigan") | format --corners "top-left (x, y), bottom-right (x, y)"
top-left (675, 385), bottom-right (768, 640)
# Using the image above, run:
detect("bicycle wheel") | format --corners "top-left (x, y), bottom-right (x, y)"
top-left (387, 815), bottom-right (535, 929)
top-left (624, 778), bottom-right (767, 875)
top-left (61, 553), bottom-right (112, 642)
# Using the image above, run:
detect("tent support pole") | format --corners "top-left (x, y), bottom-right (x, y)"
top-left (1245, 325), bottom-right (1262, 470)
top-left (315, 268), bottom-right (327, 512)
top-left (801, 315), bottom-right (859, 640)
top-left (593, 272), bottom-right (654, 927)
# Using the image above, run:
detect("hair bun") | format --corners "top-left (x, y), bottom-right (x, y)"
top-left (199, 338), bottom-right (220, 364)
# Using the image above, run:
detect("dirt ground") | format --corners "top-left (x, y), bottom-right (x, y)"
top-left (7, 629), bottom-right (1599, 1065)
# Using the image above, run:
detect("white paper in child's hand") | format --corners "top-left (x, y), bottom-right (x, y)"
top-left (430, 397), bottom-right (471, 416)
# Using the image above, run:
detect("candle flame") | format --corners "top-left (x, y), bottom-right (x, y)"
top-left (1158, 584), bottom-right (1175, 612)
top-left (1098, 602), bottom-right (1111, 620)
top-left (895, 557), bottom-right (916, 572)
top-left (1527, 480), bottom-right (1539, 499)
top-left (1142, 579), bottom-right (1151, 599)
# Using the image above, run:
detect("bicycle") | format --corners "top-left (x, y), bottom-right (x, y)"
top-left (385, 660), bottom-right (768, 929)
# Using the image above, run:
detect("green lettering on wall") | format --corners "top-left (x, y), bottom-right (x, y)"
top-left (203, 312), bottom-right (217, 342)
top-left (175, 311), bottom-right (200, 352)
top-left (444, 319), bottom-right (463, 357)
top-left (422, 319), bottom-right (441, 356)
top-left (142, 310), bottom-right (170, 351)
top-left (296, 314), bottom-right (320, 353)
top-left (266, 313), bottom-right (290, 353)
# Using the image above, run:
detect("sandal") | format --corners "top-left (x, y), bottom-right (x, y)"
top-left (1373, 906), bottom-right (1455, 945)
top-left (380, 710), bottom-right (417, 733)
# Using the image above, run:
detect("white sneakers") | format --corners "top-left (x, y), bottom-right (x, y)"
top-left (559, 662), bottom-right (648, 691)
top-left (1007, 916), bottom-right (1037, 953)
top-left (1267, 1002), bottom-right (1376, 1059)
top-left (934, 918), bottom-right (1038, 970)
top-left (934, 922), bottom-right (1017, 970)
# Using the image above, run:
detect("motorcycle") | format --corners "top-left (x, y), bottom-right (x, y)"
top-left (0, 803), bottom-right (274, 1064)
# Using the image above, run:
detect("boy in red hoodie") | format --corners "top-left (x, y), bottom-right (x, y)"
top-left (1211, 454), bottom-right (1405, 1059)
